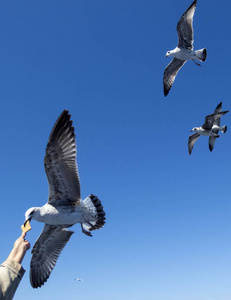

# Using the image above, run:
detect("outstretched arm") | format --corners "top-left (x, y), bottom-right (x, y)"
top-left (7, 232), bottom-right (30, 264)
top-left (0, 232), bottom-right (30, 300)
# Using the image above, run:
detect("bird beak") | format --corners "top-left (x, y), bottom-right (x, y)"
top-left (24, 218), bottom-right (31, 227)
top-left (190, 130), bottom-right (193, 132)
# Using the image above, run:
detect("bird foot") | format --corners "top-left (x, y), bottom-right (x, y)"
top-left (81, 224), bottom-right (92, 237)
top-left (193, 60), bottom-right (201, 66)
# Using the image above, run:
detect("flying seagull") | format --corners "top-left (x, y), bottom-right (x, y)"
top-left (188, 102), bottom-right (228, 154)
top-left (163, 0), bottom-right (207, 96)
top-left (74, 278), bottom-right (84, 282)
top-left (24, 110), bottom-right (106, 288)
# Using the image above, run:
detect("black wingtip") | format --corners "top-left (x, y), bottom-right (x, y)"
top-left (190, 0), bottom-right (197, 9)
top-left (47, 109), bottom-right (74, 145)
top-left (222, 111), bottom-right (229, 116)
top-left (164, 86), bottom-right (170, 97)
top-left (184, 0), bottom-right (197, 15)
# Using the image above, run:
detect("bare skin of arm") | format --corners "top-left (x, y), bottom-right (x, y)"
top-left (7, 233), bottom-right (30, 264)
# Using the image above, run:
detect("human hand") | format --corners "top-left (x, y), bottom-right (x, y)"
top-left (8, 232), bottom-right (30, 264)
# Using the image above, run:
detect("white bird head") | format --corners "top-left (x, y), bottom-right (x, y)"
top-left (24, 207), bottom-right (38, 226)
top-left (190, 127), bottom-right (199, 132)
top-left (165, 50), bottom-right (173, 58)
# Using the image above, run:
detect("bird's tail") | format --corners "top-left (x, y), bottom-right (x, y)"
top-left (81, 194), bottom-right (106, 232)
top-left (221, 125), bottom-right (227, 133)
top-left (195, 48), bottom-right (207, 62)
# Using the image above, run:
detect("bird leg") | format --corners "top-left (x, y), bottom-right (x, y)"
top-left (193, 60), bottom-right (201, 66)
top-left (81, 224), bottom-right (92, 237)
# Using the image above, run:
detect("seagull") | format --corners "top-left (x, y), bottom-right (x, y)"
top-left (74, 278), bottom-right (84, 282)
top-left (188, 102), bottom-right (228, 154)
top-left (163, 0), bottom-right (207, 96)
top-left (24, 110), bottom-right (106, 288)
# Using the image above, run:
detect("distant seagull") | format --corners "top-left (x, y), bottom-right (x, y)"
top-left (163, 0), bottom-right (207, 96)
top-left (24, 110), bottom-right (106, 288)
top-left (74, 278), bottom-right (84, 282)
top-left (188, 102), bottom-right (228, 154)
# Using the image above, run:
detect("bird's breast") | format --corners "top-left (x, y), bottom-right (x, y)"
top-left (172, 48), bottom-right (195, 60)
top-left (40, 205), bottom-right (85, 225)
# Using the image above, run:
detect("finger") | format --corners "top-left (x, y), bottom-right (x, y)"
top-left (25, 241), bottom-right (31, 250)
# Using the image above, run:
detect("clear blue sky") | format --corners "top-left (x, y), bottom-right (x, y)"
top-left (0, 0), bottom-right (231, 299)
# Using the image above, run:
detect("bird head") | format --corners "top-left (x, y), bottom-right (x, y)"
top-left (190, 127), bottom-right (198, 132)
top-left (165, 50), bottom-right (172, 58)
top-left (24, 207), bottom-right (37, 226)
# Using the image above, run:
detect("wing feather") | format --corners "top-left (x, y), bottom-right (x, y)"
top-left (209, 136), bottom-right (217, 152)
top-left (163, 58), bottom-right (186, 96)
top-left (30, 224), bottom-right (74, 288)
top-left (177, 0), bottom-right (197, 49)
top-left (213, 102), bottom-right (222, 126)
top-left (188, 132), bottom-right (200, 155)
top-left (44, 110), bottom-right (81, 206)
top-left (203, 111), bottom-right (228, 130)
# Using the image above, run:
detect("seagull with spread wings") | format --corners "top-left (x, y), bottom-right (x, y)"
top-left (24, 110), bottom-right (106, 288)
top-left (188, 102), bottom-right (228, 155)
top-left (163, 0), bottom-right (207, 96)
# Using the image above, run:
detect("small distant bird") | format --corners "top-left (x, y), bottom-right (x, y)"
top-left (188, 102), bottom-right (228, 154)
top-left (24, 110), bottom-right (106, 288)
top-left (163, 0), bottom-right (207, 96)
top-left (74, 278), bottom-right (84, 282)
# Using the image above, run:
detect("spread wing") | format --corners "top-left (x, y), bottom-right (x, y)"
top-left (177, 0), bottom-right (197, 50)
top-left (209, 136), bottom-right (217, 152)
top-left (203, 111), bottom-right (228, 130)
top-left (188, 132), bottom-right (200, 155)
top-left (163, 58), bottom-right (186, 96)
top-left (30, 224), bottom-right (74, 288)
top-left (209, 103), bottom-right (228, 151)
top-left (44, 110), bottom-right (81, 206)
top-left (213, 102), bottom-right (222, 126)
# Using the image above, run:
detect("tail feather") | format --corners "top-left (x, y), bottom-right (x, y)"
top-left (196, 48), bottom-right (207, 62)
top-left (222, 125), bottom-right (227, 133)
top-left (82, 194), bottom-right (106, 232)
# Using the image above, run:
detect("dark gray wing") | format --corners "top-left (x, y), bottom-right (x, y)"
top-left (188, 132), bottom-right (200, 155)
top-left (30, 224), bottom-right (74, 288)
top-left (163, 58), bottom-right (186, 96)
top-left (44, 110), bottom-right (81, 206)
top-left (214, 102), bottom-right (222, 114)
top-left (209, 136), bottom-right (217, 152)
top-left (203, 111), bottom-right (229, 130)
top-left (213, 102), bottom-right (222, 126)
top-left (177, 0), bottom-right (197, 50)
